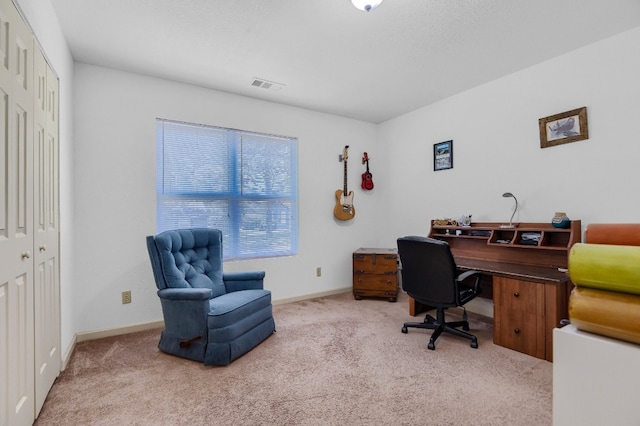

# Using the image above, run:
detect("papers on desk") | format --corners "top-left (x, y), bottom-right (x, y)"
top-left (518, 232), bottom-right (541, 245)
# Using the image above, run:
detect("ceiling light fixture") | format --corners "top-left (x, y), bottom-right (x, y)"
top-left (351, 0), bottom-right (383, 12)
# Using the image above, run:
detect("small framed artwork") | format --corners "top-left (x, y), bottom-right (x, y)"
top-left (434, 140), bottom-right (453, 171)
top-left (539, 106), bottom-right (588, 148)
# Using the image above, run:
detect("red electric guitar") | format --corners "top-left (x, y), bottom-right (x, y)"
top-left (361, 152), bottom-right (374, 190)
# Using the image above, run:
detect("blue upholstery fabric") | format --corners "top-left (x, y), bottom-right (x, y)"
top-left (152, 228), bottom-right (226, 297)
top-left (146, 228), bottom-right (276, 365)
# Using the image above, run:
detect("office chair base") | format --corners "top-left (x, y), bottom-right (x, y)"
top-left (402, 313), bottom-right (478, 350)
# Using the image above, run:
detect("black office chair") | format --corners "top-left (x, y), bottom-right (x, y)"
top-left (397, 236), bottom-right (482, 350)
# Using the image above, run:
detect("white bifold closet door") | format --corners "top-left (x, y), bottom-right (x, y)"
top-left (33, 33), bottom-right (60, 417)
top-left (0, 0), bottom-right (60, 425)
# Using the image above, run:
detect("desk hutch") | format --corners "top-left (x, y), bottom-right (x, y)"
top-left (410, 220), bottom-right (581, 361)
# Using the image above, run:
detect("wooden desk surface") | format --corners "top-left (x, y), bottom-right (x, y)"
top-left (455, 257), bottom-right (570, 284)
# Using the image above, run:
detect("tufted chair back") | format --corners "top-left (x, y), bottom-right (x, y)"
top-left (148, 228), bottom-right (226, 298)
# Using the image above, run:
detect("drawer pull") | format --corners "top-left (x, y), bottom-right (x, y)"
top-left (513, 292), bottom-right (519, 298)
top-left (514, 328), bottom-right (520, 334)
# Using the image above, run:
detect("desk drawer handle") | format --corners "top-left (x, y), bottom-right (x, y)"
top-left (513, 292), bottom-right (519, 298)
top-left (514, 328), bottom-right (520, 334)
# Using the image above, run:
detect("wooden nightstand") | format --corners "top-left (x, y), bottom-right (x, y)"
top-left (352, 248), bottom-right (398, 302)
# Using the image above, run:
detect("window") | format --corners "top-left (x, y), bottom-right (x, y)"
top-left (156, 119), bottom-right (298, 260)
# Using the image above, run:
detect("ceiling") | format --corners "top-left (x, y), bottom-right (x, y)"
top-left (50, 0), bottom-right (640, 123)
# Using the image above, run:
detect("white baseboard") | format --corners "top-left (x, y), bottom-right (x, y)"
top-left (465, 297), bottom-right (494, 319)
top-left (273, 287), bottom-right (351, 305)
top-left (61, 335), bottom-right (77, 371)
top-left (76, 319), bottom-right (165, 343)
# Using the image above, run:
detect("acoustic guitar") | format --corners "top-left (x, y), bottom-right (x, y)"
top-left (361, 152), bottom-right (374, 190)
top-left (334, 145), bottom-right (356, 221)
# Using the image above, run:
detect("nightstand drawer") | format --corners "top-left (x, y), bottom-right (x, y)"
top-left (353, 274), bottom-right (397, 292)
top-left (353, 253), bottom-right (397, 274)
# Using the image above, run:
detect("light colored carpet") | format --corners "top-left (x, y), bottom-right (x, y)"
top-left (35, 291), bottom-right (552, 425)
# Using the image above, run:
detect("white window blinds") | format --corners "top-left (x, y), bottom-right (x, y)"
top-left (156, 119), bottom-right (298, 260)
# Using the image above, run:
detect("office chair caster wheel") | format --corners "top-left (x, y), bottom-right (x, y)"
top-left (470, 339), bottom-right (478, 349)
top-left (428, 341), bottom-right (435, 350)
top-left (401, 326), bottom-right (408, 333)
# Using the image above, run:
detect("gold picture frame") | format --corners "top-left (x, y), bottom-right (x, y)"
top-left (539, 106), bottom-right (588, 149)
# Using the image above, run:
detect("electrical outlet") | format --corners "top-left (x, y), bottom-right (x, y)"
top-left (316, 267), bottom-right (322, 277)
top-left (122, 290), bottom-right (132, 304)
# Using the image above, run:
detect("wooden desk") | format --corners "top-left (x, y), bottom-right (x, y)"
top-left (408, 220), bottom-right (581, 362)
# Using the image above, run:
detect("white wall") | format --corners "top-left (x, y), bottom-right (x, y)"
top-left (378, 26), bottom-right (640, 247)
top-left (73, 64), bottom-right (380, 333)
top-left (17, 0), bottom-right (640, 359)
top-left (13, 0), bottom-right (76, 360)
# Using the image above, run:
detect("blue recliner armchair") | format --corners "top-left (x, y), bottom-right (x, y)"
top-left (146, 228), bottom-right (276, 366)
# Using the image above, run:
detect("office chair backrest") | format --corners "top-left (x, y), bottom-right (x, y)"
top-left (146, 228), bottom-right (226, 298)
top-left (397, 236), bottom-right (458, 305)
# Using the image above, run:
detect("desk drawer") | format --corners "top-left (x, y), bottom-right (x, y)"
top-left (494, 277), bottom-right (544, 314)
top-left (494, 308), bottom-right (545, 359)
top-left (493, 276), bottom-right (546, 359)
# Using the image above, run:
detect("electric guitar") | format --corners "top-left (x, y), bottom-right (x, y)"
top-left (361, 152), bottom-right (374, 190)
top-left (334, 145), bottom-right (356, 221)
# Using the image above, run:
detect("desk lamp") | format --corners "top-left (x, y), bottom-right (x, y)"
top-left (500, 192), bottom-right (518, 228)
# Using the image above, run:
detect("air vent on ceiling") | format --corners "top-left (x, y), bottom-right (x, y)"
top-left (251, 78), bottom-right (285, 91)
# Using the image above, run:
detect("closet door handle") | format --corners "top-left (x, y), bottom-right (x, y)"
top-left (39, 244), bottom-right (47, 252)
top-left (21, 251), bottom-right (31, 259)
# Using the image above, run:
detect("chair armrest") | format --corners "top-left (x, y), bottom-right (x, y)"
top-left (157, 288), bottom-right (212, 301)
top-left (157, 288), bottom-right (211, 339)
top-left (223, 271), bottom-right (266, 292)
top-left (456, 270), bottom-right (482, 293)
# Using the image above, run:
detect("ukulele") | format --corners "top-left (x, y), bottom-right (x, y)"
top-left (361, 152), bottom-right (374, 190)
top-left (334, 146), bottom-right (356, 221)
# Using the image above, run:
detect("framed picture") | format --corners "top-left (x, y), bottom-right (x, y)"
top-left (539, 106), bottom-right (588, 148)
top-left (433, 140), bottom-right (453, 171)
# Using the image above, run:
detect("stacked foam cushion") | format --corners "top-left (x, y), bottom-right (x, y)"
top-left (568, 224), bottom-right (640, 345)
